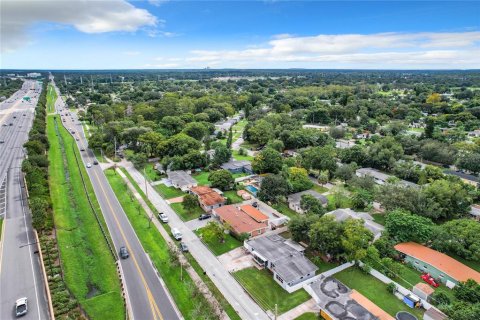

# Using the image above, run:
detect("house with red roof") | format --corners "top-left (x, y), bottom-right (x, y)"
top-left (212, 204), bottom-right (268, 237)
top-left (189, 186), bottom-right (226, 212)
top-left (395, 242), bottom-right (480, 287)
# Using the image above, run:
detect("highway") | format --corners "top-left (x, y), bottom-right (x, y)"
top-left (52, 80), bottom-right (180, 320)
top-left (0, 80), bottom-right (49, 319)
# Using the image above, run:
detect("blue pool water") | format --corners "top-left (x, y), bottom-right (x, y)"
top-left (245, 185), bottom-right (258, 196)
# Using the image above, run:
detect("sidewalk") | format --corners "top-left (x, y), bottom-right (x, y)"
top-left (116, 168), bottom-right (229, 320)
top-left (121, 162), bottom-right (270, 320)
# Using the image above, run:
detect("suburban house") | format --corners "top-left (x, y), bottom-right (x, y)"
top-left (244, 234), bottom-right (318, 292)
top-left (356, 168), bottom-right (419, 188)
top-left (395, 242), bottom-right (480, 287)
top-left (167, 170), bottom-right (198, 191)
top-left (220, 159), bottom-right (253, 174)
top-left (287, 190), bottom-right (328, 214)
top-left (413, 283), bottom-right (434, 302)
top-left (325, 208), bottom-right (384, 240)
top-left (189, 186), bottom-right (226, 212)
top-left (212, 204), bottom-right (268, 237)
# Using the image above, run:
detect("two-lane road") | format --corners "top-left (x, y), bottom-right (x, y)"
top-left (52, 81), bottom-right (180, 320)
top-left (0, 81), bottom-right (49, 320)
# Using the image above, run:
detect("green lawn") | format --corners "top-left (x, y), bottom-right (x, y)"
top-left (326, 193), bottom-right (352, 211)
top-left (279, 230), bottom-right (292, 239)
top-left (47, 116), bottom-right (124, 320)
top-left (305, 252), bottom-right (340, 273)
top-left (46, 84), bottom-right (57, 113)
top-left (233, 268), bottom-right (311, 314)
top-left (311, 184), bottom-right (328, 194)
top-left (105, 169), bottom-right (215, 318)
top-left (171, 202), bottom-right (205, 221)
top-left (232, 172), bottom-right (249, 179)
top-left (196, 227), bottom-right (243, 256)
top-left (232, 119), bottom-right (247, 141)
top-left (143, 163), bottom-right (163, 182)
top-left (154, 183), bottom-right (185, 199)
top-left (335, 267), bottom-right (424, 318)
top-left (193, 171), bottom-right (210, 185)
top-left (294, 313), bottom-right (319, 320)
top-left (372, 213), bottom-right (387, 226)
top-left (272, 202), bottom-right (298, 219)
top-left (232, 149), bottom-right (254, 161)
top-left (224, 190), bottom-right (244, 204)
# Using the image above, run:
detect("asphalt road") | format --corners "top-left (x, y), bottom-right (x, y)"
top-left (52, 81), bottom-right (180, 320)
top-left (0, 80), bottom-right (49, 320)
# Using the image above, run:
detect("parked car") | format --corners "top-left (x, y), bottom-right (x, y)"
top-left (15, 297), bottom-right (28, 317)
top-left (171, 228), bottom-right (182, 240)
top-left (158, 213), bottom-right (169, 223)
top-left (252, 202), bottom-right (258, 208)
top-left (179, 242), bottom-right (189, 252)
top-left (198, 214), bottom-right (211, 220)
top-left (119, 246), bottom-right (129, 259)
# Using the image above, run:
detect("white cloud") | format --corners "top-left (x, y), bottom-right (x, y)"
top-left (1, 0), bottom-right (158, 52)
top-left (186, 31), bottom-right (480, 69)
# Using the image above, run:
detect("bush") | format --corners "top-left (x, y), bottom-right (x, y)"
top-left (386, 282), bottom-right (397, 294)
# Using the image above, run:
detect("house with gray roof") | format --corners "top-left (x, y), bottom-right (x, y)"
top-left (325, 208), bottom-right (384, 240)
top-left (287, 190), bottom-right (328, 214)
top-left (166, 170), bottom-right (197, 192)
top-left (244, 234), bottom-right (318, 292)
top-left (220, 159), bottom-right (253, 174)
top-left (356, 167), bottom-right (419, 188)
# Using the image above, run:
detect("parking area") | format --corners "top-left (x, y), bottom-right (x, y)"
top-left (218, 247), bottom-right (255, 272)
top-left (185, 215), bottom-right (213, 231)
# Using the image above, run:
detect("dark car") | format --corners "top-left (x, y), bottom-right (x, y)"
top-left (179, 242), bottom-right (189, 252)
top-left (93, 160), bottom-right (99, 165)
top-left (9, 123), bottom-right (13, 126)
top-left (119, 246), bottom-right (129, 259)
top-left (252, 202), bottom-right (258, 208)
top-left (198, 214), bottom-right (211, 221)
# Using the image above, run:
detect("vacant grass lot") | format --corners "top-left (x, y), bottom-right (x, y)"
top-left (105, 169), bottom-right (214, 318)
top-left (47, 116), bottom-right (124, 320)
top-left (154, 183), bottom-right (185, 199)
top-left (46, 84), bottom-right (57, 113)
top-left (232, 149), bottom-right (254, 161)
top-left (294, 313), bottom-right (319, 320)
top-left (193, 171), bottom-right (210, 185)
top-left (143, 163), bottom-right (163, 181)
top-left (233, 268), bottom-right (311, 314)
top-left (272, 202), bottom-right (298, 219)
top-left (311, 184), bottom-right (328, 194)
top-left (224, 190), bottom-right (244, 204)
top-left (196, 227), bottom-right (242, 256)
top-left (335, 267), bottom-right (424, 319)
top-left (171, 202), bottom-right (205, 221)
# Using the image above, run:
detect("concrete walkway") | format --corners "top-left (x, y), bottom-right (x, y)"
top-left (116, 168), bottom-right (230, 320)
top-left (121, 162), bottom-right (270, 320)
top-left (277, 299), bottom-right (318, 320)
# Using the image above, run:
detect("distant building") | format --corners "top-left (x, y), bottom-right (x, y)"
top-left (336, 139), bottom-right (355, 149)
top-left (220, 159), bottom-right (253, 174)
top-left (245, 234), bottom-right (318, 292)
top-left (212, 204), bottom-right (268, 237)
top-left (189, 186), bottom-right (226, 212)
top-left (468, 129), bottom-right (480, 138)
top-left (395, 242), bottom-right (480, 287)
top-left (356, 168), bottom-right (419, 188)
top-left (167, 170), bottom-right (197, 191)
top-left (287, 190), bottom-right (328, 214)
top-left (26, 72), bottom-right (41, 78)
top-left (325, 208), bottom-right (384, 240)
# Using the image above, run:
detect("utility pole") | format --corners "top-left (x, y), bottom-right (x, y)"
top-left (144, 167), bottom-right (153, 228)
top-left (274, 304), bottom-right (278, 320)
top-left (114, 137), bottom-right (117, 159)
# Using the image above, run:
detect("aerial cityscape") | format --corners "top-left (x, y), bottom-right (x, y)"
top-left (1, 1), bottom-right (480, 320)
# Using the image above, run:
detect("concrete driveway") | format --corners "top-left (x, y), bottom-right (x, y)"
top-left (185, 216), bottom-right (214, 231)
top-left (218, 247), bottom-right (255, 272)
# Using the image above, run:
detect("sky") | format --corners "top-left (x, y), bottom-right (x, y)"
top-left (1, 0), bottom-right (479, 69)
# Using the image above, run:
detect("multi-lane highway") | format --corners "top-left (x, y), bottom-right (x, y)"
top-left (0, 80), bottom-right (49, 319)
top-left (52, 80), bottom-right (180, 320)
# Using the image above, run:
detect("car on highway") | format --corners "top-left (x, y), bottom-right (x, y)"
top-left (179, 242), bottom-right (188, 252)
top-left (86, 163), bottom-right (92, 168)
top-left (158, 213), bottom-right (169, 223)
top-left (76, 138), bottom-right (79, 141)
top-left (198, 214), bottom-right (211, 221)
top-left (80, 147), bottom-right (85, 151)
top-left (93, 160), bottom-right (99, 165)
top-left (9, 123), bottom-right (13, 126)
top-left (0, 140), bottom-right (4, 143)
top-left (15, 297), bottom-right (28, 317)
top-left (13, 116), bottom-right (16, 119)
top-left (23, 114), bottom-right (26, 116)
top-left (119, 246), bottom-right (129, 259)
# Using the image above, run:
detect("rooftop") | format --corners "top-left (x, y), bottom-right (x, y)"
top-left (287, 189), bottom-right (328, 205)
top-left (167, 170), bottom-right (197, 187)
top-left (220, 159), bottom-right (252, 170)
top-left (325, 208), bottom-right (384, 240)
top-left (191, 186), bottom-right (225, 206)
top-left (395, 242), bottom-right (480, 283)
top-left (240, 205), bottom-right (269, 222)
top-left (214, 205), bottom-right (267, 234)
top-left (246, 234), bottom-right (317, 283)
top-left (414, 282), bottom-right (435, 295)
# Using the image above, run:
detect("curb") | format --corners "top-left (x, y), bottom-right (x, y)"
top-left (34, 230), bottom-right (55, 320)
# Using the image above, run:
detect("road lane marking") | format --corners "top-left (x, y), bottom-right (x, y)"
top-left (0, 217), bottom-right (6, 276)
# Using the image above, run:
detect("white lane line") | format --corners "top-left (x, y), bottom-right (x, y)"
top-left (17, 167), bottom-right (42, 320)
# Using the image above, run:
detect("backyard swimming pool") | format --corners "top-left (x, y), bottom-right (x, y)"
top-left (245, 185), bottom-right (258, 196)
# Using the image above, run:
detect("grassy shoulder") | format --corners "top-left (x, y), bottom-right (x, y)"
top-left (47, 115), bottom-right (124, 320)
top-left (46, 84), bottom-right (57, 113)
top-left (233, 267), bottom-right (311, 315)
top-left (105, 168), bottom-right (216, 319)
top-left (334, 267), bottom-right (424, 319)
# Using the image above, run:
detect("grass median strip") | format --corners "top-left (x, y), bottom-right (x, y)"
top-left (105, 168), bottom-right (217, 319)
top-left (46, 84), bottom-right (57, 113)
top-left (47, 115), bottom-right (124, 320)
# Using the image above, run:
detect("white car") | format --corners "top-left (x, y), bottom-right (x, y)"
top-left (15, 297), bottom-right (28, 317)
top-left (86, 163), bottom-right (92, 168)
top-left (158, 213), bottom-right (169, 223)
